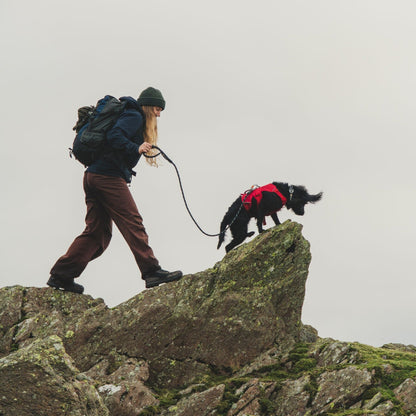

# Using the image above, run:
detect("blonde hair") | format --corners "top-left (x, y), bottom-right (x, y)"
top-left (141, 106), bottom-right (159, 167)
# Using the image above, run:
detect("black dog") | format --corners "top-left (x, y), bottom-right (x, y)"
top-left (217, 182), bottom-right (322, 252)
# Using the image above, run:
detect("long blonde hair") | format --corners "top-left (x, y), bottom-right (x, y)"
top-left (141, 106), bottom-right (159, 167)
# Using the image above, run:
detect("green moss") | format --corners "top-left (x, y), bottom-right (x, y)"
top-left (293, 358), bottom-right (317, 373)
top-left (325, 410), bottom-right (374, 415)
top-left (259, 397), bottom-right (277, 415)
top-left (353, 342), bottom-right (416, 389)
top-left (214, 385), bottom-right (240, 416)
top-left (305, 376), bottom-right (319, 407)
top-left (64, 330), bottom-right (74, 339)
top-left (157, 390), bottom-right (182, 408)
top-left (138, 405), bottom-right (160, 415)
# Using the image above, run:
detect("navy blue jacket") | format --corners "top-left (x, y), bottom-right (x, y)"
top-left (87, 96), bottom-right (144, 183)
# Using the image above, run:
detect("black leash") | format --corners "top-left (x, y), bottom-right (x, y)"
top-left (143, 145), bottom-right (246, 237)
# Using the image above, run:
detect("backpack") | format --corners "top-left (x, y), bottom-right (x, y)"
top-left (69, 95), bottom-right (126, 166)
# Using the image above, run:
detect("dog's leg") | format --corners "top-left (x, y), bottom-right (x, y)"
top-left (256, 217), bottom-right (265, 234)
top-left (270, 213), bottom-right (281, 226)
top-left (225, 237), bottom-right (246, 253)
top-left (226, 215), bottom-right (250, 252)
top-left (255, 203), bottom-right (266, 233)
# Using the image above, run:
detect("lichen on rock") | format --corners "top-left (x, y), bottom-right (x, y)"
top-left (1, 221), bottom-right (416, 415)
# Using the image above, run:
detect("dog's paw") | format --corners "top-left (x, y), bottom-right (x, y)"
top-left (247, 231), bottom-right (255, 238)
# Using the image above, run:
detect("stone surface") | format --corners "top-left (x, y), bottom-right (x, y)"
top-left (311, 338), bottom-right (360, 367)
top-left (162, 384), bottom-right (225, 416)
top-left (1, 221), bottom-right (416, 415)
top-left (273, 375), bottom-right (311, 416)
top-left (311, 366), bottom-right (373, 413)
top-left (227, 378), bottom-right (276, 416)
top-left (0, 335), bottom-right (108, 416)
top-left (394, 378), bottom-right (416, 413)
top-left (72, 220), bottom-right (312, 387)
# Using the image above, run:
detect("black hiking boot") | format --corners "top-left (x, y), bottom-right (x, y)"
top-left (143, 269), bottom-right (183, 289)
top-left (47, 275), bottom-right (84, 294)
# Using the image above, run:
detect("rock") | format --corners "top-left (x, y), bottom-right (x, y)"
top-left (0, 286), bottom-right (108, 357)
top-left (0, 286), bottom-right (24, 355)
top-left (227, 378), bottom-right (276, 416)
top-left (162, 384), bottom-right (225, 416)
top-left (2, 220), bottom-right (416, 415)
top-left (273, 375), bottom-right (311, 416)
top-left (382, 343), bottom-right (416, 354)
top-left (372, 400), bottom-right (395, 414)
top-left (235, 347), bottom-right (282, 377)
top-left (363, 391), bottom-right (383, 409)
top-left (94, 359), bottom-right (159, 416)
top-left (0, 335), bottom-right (108, 416)
top-left (72, 221), bottom-right (312, 387)
top-left (394, 378), bottom-right (416, 413)
top-left (312, 338), bottom-right (360, 367)
top-left (300, 324), bottom-right (319, 343)
top-left (311, 366), bottom-right (373, 413)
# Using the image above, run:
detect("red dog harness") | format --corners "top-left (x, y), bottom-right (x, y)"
top-left (241, 184), bottom-right (287, 224)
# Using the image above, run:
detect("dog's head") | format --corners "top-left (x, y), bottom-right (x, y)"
top-left (285, 184), bottom-right (322, 216)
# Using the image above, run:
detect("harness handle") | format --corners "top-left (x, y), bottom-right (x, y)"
top-left (143, 145), bottom-right (244, 237)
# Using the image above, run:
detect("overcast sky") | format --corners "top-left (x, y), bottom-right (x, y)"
top-left (1, 0), bottom-right (415, 348)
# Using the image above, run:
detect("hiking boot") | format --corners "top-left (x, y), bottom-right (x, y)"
top-left (47, 275), bottom-right (84, 294)
top-left (144, 269), bottom-right (183, 288)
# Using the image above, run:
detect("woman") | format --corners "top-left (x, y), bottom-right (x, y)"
top-left (48, 87), bottom-right (182, 294)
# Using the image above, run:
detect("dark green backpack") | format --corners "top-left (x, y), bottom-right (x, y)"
top-left (70, 95), bottom-right (126, 166)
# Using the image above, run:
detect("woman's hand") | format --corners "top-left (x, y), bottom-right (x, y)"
top-left (139, 142), bottom-right (153, 154)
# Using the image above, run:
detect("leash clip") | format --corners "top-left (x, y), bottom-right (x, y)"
top-left (289, 185), bottom-right (294, 200)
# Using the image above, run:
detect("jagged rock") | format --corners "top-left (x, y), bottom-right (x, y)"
top-left (383, 343), bottom-right (416, 353)
top-left (0, 285), bottom-right (108, 358)
top-left (235, 347), bottom-right (282, 377)
top-left (2, 221), bottom-right (416, 415)
top-left (273, 375), bottom-right (312, 416)
top-left (71, 220), bottom-right (312, 387)
top-left (311, 338), bottom-right (360, 367)
top-left (0, 335), bottom-right (108, 416)
top-left (300, 324), bottom-right (319, 343)
top-left (0, 286), bottom-right (24, 354)
top-left (311, 366), bottom-right (373, 413)
top-left (363, 391), bottom-right (383, 409)
top-left (162, 384), bottom-right (225, 416)
top-left (93, 359), bottom-right (159, 416)
top-left (394, 378), bottom-right (416, 413)
top-left (227, 378), bottom-right (276, 416)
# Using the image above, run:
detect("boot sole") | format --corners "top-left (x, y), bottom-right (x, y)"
top-left (47, 279), bottom-right (84, 294)
top-left (145, 273), bottom-right (182, 288)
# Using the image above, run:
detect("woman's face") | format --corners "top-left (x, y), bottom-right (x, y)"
top-left (153, 106), bottom-right (163, 117)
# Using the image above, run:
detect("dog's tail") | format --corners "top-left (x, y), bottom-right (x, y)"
top-left (307, 191), bottom-right (323, 203)
top-left (217, 199), bottom-right (240, 249)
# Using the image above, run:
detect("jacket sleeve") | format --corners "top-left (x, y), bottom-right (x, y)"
top-left (106, 109), bottom-right (142, 154)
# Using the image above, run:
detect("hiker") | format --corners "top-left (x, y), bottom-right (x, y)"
top-left (47, 87), bottom-right (182, 294)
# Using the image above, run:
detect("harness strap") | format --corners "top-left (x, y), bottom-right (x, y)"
top-left (241, 183), bottom-right (287, 211)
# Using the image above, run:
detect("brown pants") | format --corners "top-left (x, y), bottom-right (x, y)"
top-left (50, 172), bottom-right (160, 280)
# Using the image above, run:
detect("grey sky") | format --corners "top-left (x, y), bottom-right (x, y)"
top-left (1, 0), bottom-right (415, 348)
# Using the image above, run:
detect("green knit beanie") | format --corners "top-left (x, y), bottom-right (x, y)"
top-left (137, 87), bottom-right (166, 110)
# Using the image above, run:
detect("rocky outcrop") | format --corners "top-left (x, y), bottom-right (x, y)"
top-left (1, 220), bottom-right (416, 415)
top-left (0, 335), bottom-right (108, 416)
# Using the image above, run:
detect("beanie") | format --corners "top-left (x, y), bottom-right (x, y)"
top-left (137, 87), bottom-right (166, 110)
